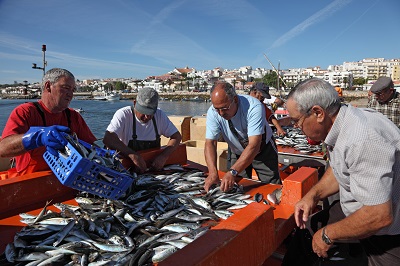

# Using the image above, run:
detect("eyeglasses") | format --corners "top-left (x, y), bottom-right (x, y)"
top-left (290, 107), bottom-right (312, 128)
top-left (213, 100), bottom-right (234, 112)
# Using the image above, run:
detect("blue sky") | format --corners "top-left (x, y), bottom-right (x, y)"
top-left (0, 0), bottom-right (398, 84)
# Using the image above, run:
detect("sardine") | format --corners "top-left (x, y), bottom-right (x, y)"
top-left (82, 241), bottom-right (131, 253)
top-left (53, 219), bottom-right (76, 246)
top-left (267, 188), bottom-right (282, 205)
top-left (31, 200), bottom-right (52, 225)
top-left (36, 253), bottom-right (64, 266)
top-left (152, 246), bottom-right (178, 263)
top-left (14, 252), bottom-right (49, 262)
top-left (5, 243), bottom-right (16, 263)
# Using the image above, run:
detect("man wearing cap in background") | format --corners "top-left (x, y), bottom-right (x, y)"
top-left (103, 87), bottom-right (182, 173)
top-left (367, 76), bottom-right (400, 128)
top-left (261, 83), bottom-right (286, 111)
top-left (249, 82), bottom-right (286, 136)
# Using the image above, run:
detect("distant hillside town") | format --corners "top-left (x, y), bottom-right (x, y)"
top-left (1, 57), bottom-right (399, 97)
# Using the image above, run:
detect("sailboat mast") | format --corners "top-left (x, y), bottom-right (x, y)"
top-left (263, 53), bottom-right (287, 88)
top-left (277, 61), bottom-right (280, 90)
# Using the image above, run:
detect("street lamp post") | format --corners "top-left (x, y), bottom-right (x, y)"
top-left (32, 44), bottom-right (47, 77)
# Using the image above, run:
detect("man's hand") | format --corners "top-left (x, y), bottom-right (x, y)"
top-left (276, 127), bottom-right (286, 137)
top-left (128, 153), bottom-right (147, 174)
top-left (204, 173), bottom-right (220, 192)
top-left (151, 153), bottom-right (168, 171)
top-left (22, 125), bottom-right (70, 156)
top-left (312, 228), bottom-right (332, 258)
top-left (294, 194), bottom-right (316, 229)
top-left (220, 172), bottom-right (236, 192)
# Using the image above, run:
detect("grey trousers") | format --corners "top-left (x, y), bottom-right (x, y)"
top-left (230, 139), bottom-right (280, 184)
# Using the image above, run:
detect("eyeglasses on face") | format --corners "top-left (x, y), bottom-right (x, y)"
top-left (290, 107), bottom-right (312, 128)
top-left (213, 99), bottom-right (234, 112)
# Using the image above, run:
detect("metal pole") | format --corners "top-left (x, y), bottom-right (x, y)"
top-left (42, 45), bottom-right (47, 77)
top-left (263, 53), bottom-right (287, 88)
top-left (277, 61), bottom-right (280, 90)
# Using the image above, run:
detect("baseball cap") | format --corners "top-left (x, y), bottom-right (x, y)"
top-left (370, 77), bottom-right (393, 93)
top-left (135, 87), bottom-right (159, 115)
top-left (254, 82), bottom-right (271, 99)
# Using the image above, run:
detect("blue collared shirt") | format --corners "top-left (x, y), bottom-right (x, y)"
top-left (206, 95), bottom-right (272, 155)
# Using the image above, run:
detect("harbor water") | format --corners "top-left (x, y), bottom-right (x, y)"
top-left (0, 99), bottom-right (211, 140)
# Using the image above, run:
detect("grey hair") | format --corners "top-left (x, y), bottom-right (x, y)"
top-left (210, 81), bottom-right (237, 100)
top-left (288, 78), bottom-right (341, 116)
top-left (42, 68), bottom-right (75, 90)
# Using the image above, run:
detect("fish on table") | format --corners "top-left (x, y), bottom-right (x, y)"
top-left (1, 167), bottom-right (265, 265)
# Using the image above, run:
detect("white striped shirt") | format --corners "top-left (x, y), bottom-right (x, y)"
top-left (325, 104), bottom-right (400, 235)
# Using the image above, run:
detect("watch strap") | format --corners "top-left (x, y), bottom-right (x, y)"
top-left (322, 227), bottom-right (332, 245)
top-left (229, 168), bottom-right (238, 177)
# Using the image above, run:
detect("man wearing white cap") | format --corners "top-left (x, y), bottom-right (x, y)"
top-left (103, 87), bottom-right (182, 173)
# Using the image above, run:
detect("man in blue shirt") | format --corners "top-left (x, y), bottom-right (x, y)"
top-left (204, 82), bottom-right (280, 192)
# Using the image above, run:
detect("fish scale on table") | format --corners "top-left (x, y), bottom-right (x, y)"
top-left (0, 168), bottom-right (265, 265)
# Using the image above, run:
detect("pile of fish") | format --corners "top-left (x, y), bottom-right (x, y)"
top-left (1, 167), bottom-right (273, 265)
top-left (61, 133), bottom-right (129, 174)
top-left (44, 133), bottom-right (134, 200)
top-left (274, 127), bottom-right (323, 154)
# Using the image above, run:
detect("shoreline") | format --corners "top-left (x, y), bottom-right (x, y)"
top-left (0, 89), bottom-right (369, 106)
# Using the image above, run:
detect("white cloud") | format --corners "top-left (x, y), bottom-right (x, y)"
top-left (269, 0), bottom-right (352, 49)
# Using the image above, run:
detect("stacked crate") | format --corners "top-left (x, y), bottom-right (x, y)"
top-left (160, 115), bottom-right (192, 146)
top-left (185, 116), bottom-right (229, 172)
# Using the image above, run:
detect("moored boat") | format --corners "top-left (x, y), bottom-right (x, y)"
top-left (73, 107), bottom-right (84, 113)
top-left (93, 92), bottom-right (121, 101)
top-left (105, 92), bottom-right (121, 101)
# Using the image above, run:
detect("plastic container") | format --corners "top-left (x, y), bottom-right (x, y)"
top-left (43, 139), bottom-right (133, 199)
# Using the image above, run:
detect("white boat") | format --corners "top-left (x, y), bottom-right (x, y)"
top-left (74, 108), bottom-right (85, 113)
top-left (94, 92), bottom-right (121, 101)
top-left (105, 92), bottom-right (121, 101)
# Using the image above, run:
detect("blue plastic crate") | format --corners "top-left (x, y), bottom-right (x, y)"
top-left (43, 140), bottom-right (133, 200)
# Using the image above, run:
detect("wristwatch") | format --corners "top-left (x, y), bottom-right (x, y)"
top-left (322, 227), bottom-right (333, 245)
top-left (229, 168), bottom-right (238, 177)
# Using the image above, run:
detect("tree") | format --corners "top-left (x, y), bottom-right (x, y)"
top-left (133, 80), bottom-right (141, 91)
top-left (240, 78), bottom-right (246, 90)
top-left (194, 75), bottom-right (201, 87)
top-left (262, 72), bottom-right (279, 88)
top-left (104, 83), bottom-right (113, 91)
top-left (232, 79), bottom-right (237, 89)
top-left (161, 80), bottom-right (166, 92)
top-left (114, 81), bottom-right (127, 91)
top-left (166, 79), bottom-right (173, 92)
top-left (183, 75), bottom-right (191, 91)
top-left (353, 77), bottom-right (367, 86)
top-left (343, 77), bottom-right (348, 89)
top-left (202, 81), bottom-right (208, 91)
top-left (286, 82), bottom-right (295, 89)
